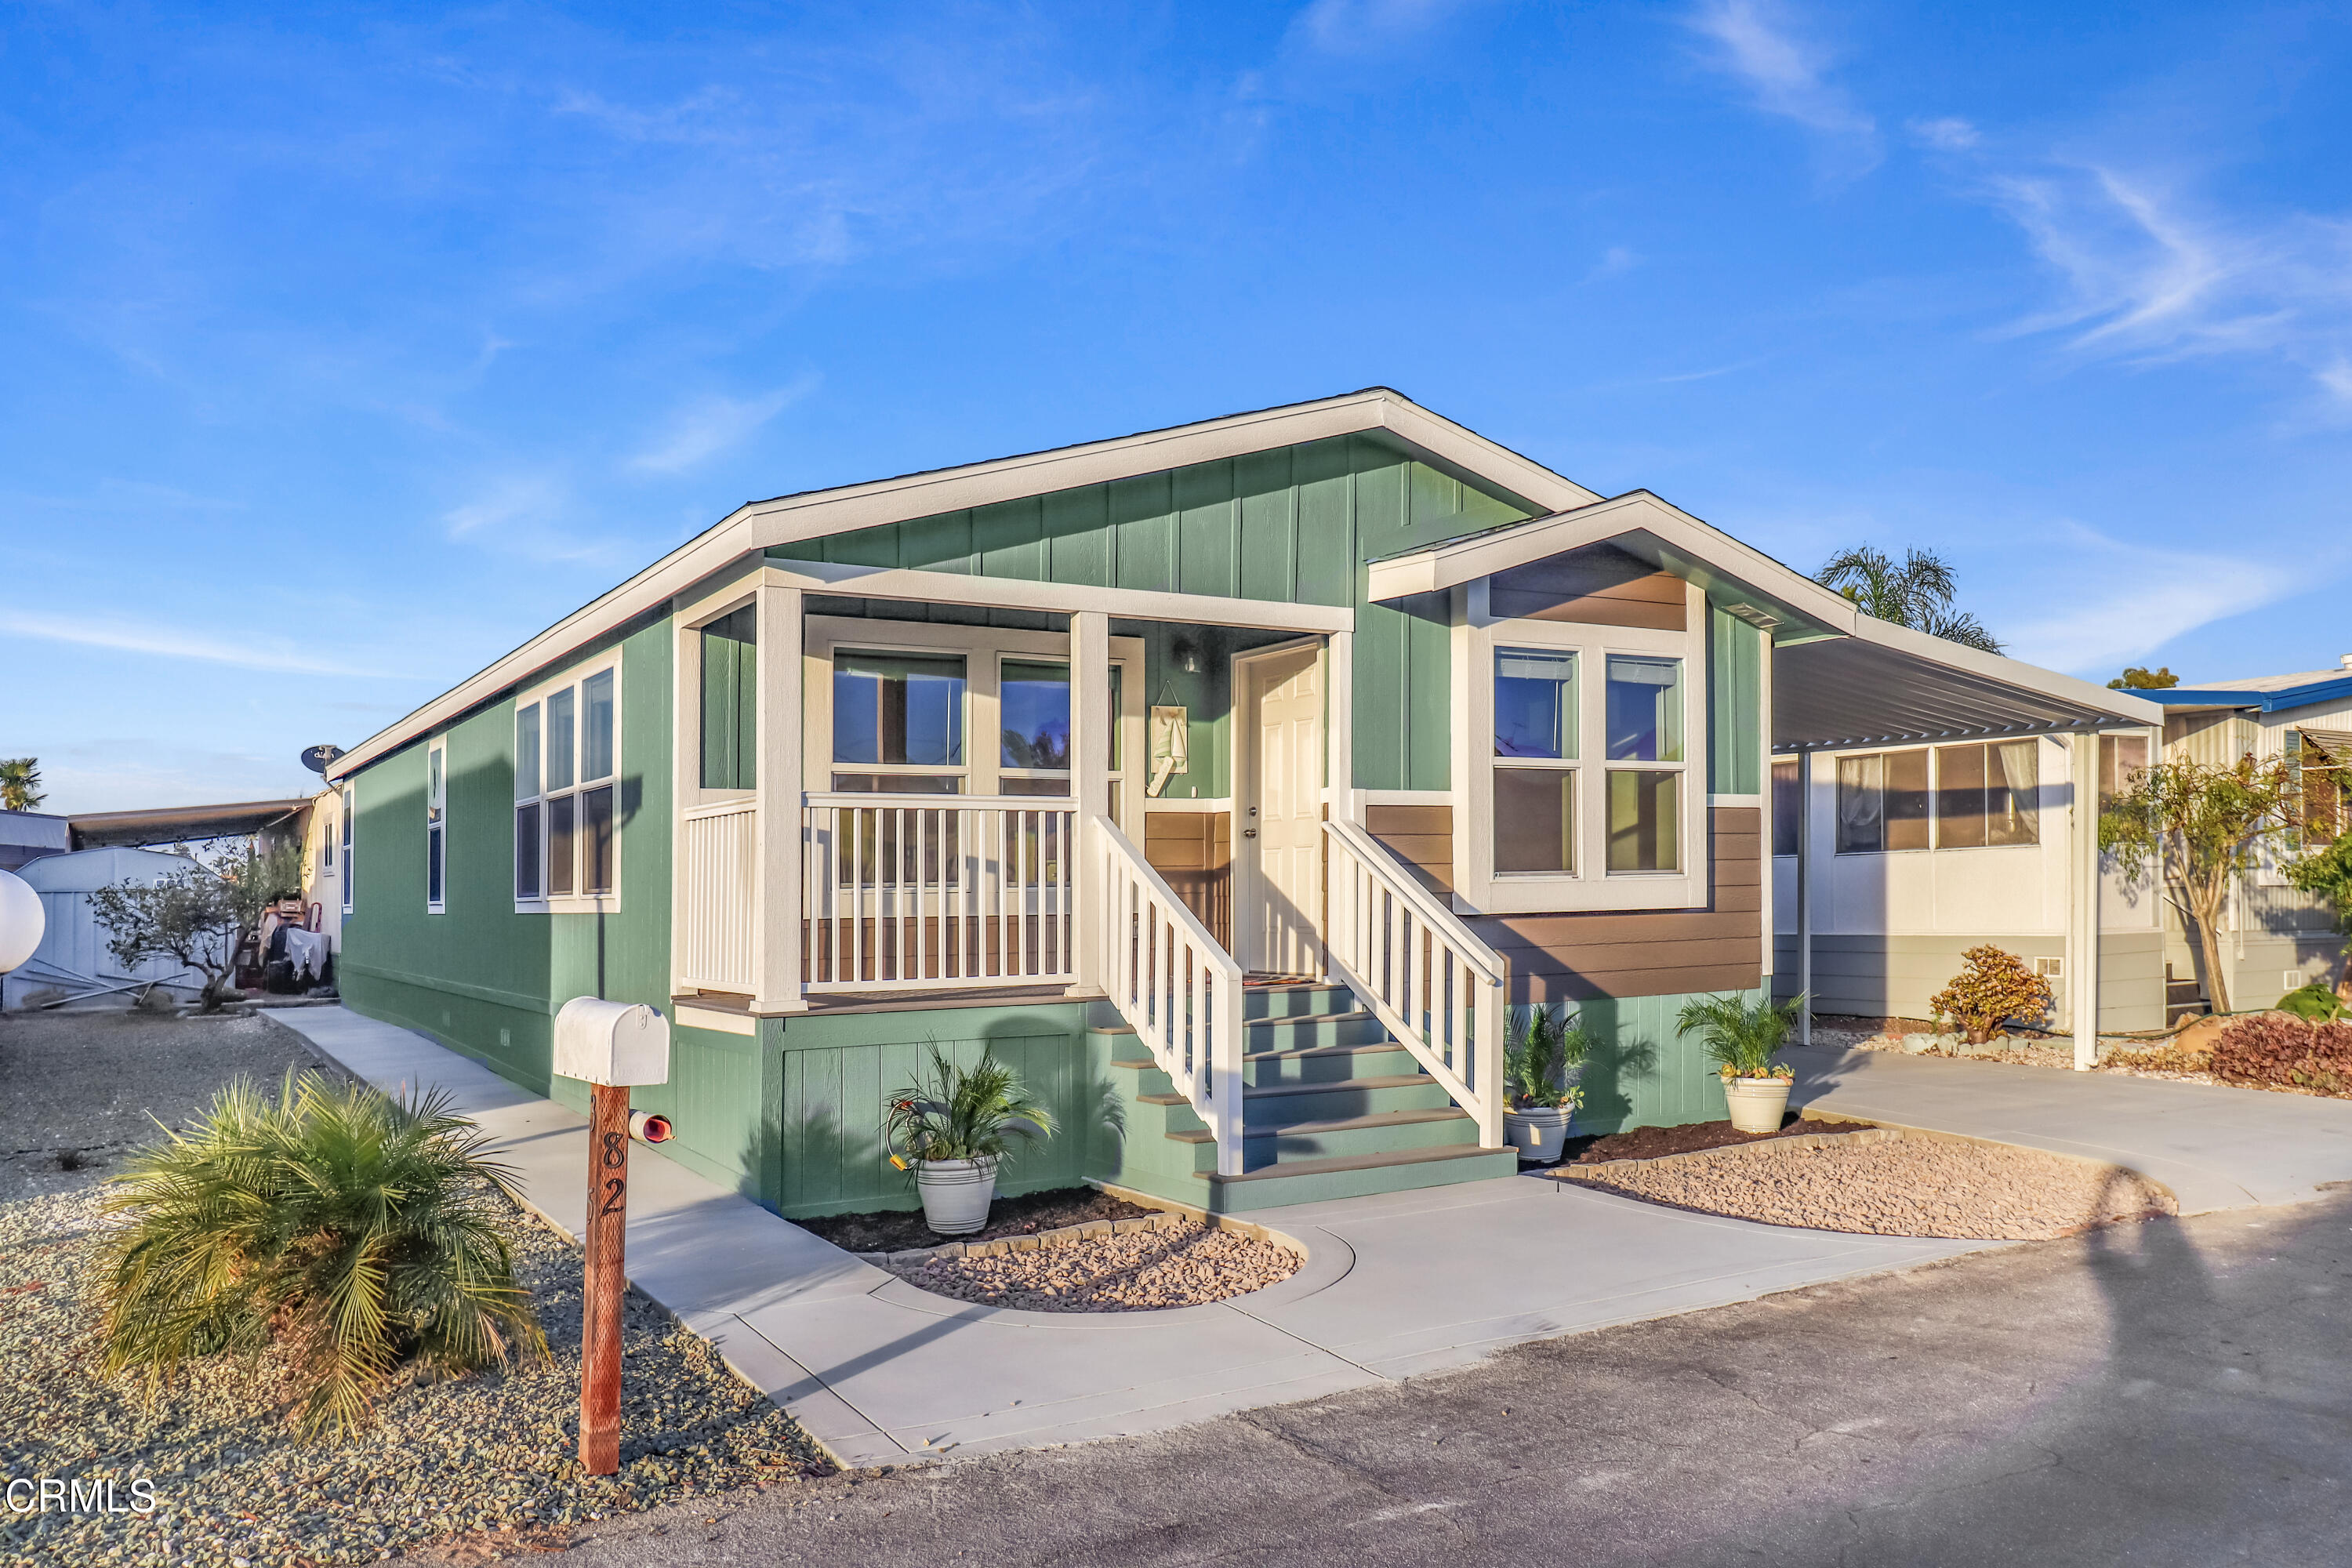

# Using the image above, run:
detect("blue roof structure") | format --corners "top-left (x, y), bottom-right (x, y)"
top-left (2139, 672), bottom-right (2352, 714)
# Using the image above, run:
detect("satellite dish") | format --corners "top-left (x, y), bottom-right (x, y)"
top-left (0, 869), bottom-right (44, 975)
top-left (300, 744), bottom-right (347, 775)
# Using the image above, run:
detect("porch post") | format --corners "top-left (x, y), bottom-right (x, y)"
top-left (1326, 628), bottom-right (1357, 823)
top-left (1796, 748), bottom-right (1813, 1047)
top-left (1069, 609), bottom-right (1111, 997)
top-left (2070, 732), bottom-right (2101, 1069)
top-left (752, 582), bottom-right (806, 1014)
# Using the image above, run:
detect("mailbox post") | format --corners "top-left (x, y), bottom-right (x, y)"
top-left (552, 997), bottom-right (670, 1478)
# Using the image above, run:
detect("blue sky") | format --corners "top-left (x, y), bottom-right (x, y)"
top-left (5, 1), bottom-right (2350, 812)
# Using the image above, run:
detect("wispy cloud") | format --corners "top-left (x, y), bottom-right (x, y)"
top-left (626, 376), bottom-right (817, 475)
top-left (1290, 0), bottom-right (1473, 55)
top-left (1999, 523), bottom-right (2299, 674)
top-left (0, 610), bottom-right (401, 679)
top-left (1586, 245), bottom-right (1639, 282)
top-left (440, 473), bottom-right (638, 565)
top-left (1907, 116), bottom-right (1979, 151)
top-left (1686, 0), bottom-right (1880, 178)
top-left (1959, 161), bottom-right (2352, 408)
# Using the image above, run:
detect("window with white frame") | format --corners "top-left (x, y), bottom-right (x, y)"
top-left (1603, 654), bottom-right (1686, 873)
top-left (1493, 648), bottom-right (1578, 873)
top-left (426, 739), bottom-right (447, 913)
top-left (1833, 742), bottom-right (2038, 854)
top-left (514, 660), bottom-right (620, 907)
top-left (339, 783), bottom-right (354, 913)
top-left (831, 649), bottom-right (967, 793)
top-left (997, 659), bottom-right (1127, 818)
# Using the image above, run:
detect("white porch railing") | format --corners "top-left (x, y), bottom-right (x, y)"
top-left (1323, 817), bottom-right (1508, 1146)
top-left (1096, 815), bottom-right (1246, 1175)
top-left (679, 799), bottom-right (759, 993)
top-left (802, 793), bottom-right (1076, 990)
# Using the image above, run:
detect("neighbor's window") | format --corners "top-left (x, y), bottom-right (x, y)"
top-left (1934, 741), bottom-right (2039, 848)
top-left (2288, 730), bottom-right (2346, 850)
top-left (2099, 732), bottom-right (2150, 813)
top-left (426, 739), bottom-right (447, 913)
top-left (1772, 758), bottom-right (1800, 858)
top-left (1605, 655), bottom-right (1685, 873)
top-left (1836, 750), bottom-right (1931, 854)
top-left (699, 606), bottom-right (757, 792)
top-left (339, 783), bottom-right (354, 913)
top-left (515, 662), bottom-right (619, 904)
top-left (832, 650), bottom-right (965, 793)
top-left (1494, 648), bottom-right (1578, 874)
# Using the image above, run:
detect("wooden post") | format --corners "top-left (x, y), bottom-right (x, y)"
top-left (1068, 609), bottom-right (1111, 997)
top-left (580, 1082), bottom-right (630, 1475)
top-left (1796, 748), bottom-right (1813, 1048)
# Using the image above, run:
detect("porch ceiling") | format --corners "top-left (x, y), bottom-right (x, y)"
top-left (1775, 634), bottom-right (2161, 753)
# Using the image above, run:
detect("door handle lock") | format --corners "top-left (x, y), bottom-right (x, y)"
top-left (1242, 829), bottom-right (1258, 838)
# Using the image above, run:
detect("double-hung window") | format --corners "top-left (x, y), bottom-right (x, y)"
top-left (514, 660), bottom-right (621, 908)
top-left (1493, 648), bottom-right (1579, 873)
top-left (339, 783), bottom-right (354, 913)
top-left (1603, 655), bottom-right (1686, 873)
top-left (425, 739), bottom-right (447, 913)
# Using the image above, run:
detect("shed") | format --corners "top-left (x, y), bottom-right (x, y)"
top-left (1, 846), bottom-right (211, 1009)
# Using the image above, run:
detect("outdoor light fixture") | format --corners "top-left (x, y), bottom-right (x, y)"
top-left (1170, 636), bottom-right (1201, 675)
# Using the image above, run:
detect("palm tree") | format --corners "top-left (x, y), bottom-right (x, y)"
top-left (1815, 546), bottom-right (2002, 654)
top-left (0, 757), bottom-right (43, 813)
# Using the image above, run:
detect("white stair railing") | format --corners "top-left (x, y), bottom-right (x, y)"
top-left (1323, 817), bottom-right (1508, 1146)
top-left (1094, 815), bottom-right (1246, 1175)
top-left (803, 793), bottom-right (1076, 990)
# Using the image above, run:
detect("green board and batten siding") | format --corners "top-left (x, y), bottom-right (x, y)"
top-left (773, 430), bottom-right (1529, 793)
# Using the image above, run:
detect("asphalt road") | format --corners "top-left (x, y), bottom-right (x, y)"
top-left (559, 1189), bottom-right (2352, 1567)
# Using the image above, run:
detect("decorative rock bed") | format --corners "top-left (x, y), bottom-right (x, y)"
top-left (869, 1209), bottom-right (1303, 1312)
top-left (1556, 1126), bottom-right (2175, 1240)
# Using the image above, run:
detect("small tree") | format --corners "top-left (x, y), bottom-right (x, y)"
top-left (89, 838), bottom-right (304, 1012)
top-left (2107, 666), bottom-right (2180, 691)
top-left (1929, 945), bottom-right (2055, 1044)
top-left (0, 757), bottom-right (43, 812)
top-left (1815, 545), bottom-right (2002, 653)
top-left (2100, 754), bottom-right (2300, 1016)
top-left (2286, 833), bottom-right (2352, 1000)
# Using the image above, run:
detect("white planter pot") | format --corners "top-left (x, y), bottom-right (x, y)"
top-left (1504, 1105), bottom-right (1573, 1164)
top-left (914, 1156), bottom-right (999, 1235)
top-left (1722, 1076), bottom-right (1792, 1134)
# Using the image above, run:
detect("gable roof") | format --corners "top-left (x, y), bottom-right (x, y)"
top-left (1364, 489), bottom-right (2165, 750)
top-left (328, 388), bottom-right (1598, 780)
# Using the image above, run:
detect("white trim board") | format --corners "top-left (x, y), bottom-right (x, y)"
top-left (327, 389), bottom-right (1595, 782)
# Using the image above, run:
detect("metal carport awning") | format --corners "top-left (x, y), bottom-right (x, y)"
top-left (1774, 628), bottom-right (2163, 752)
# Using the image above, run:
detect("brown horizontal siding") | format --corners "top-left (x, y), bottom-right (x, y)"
top-left (1145, 810), bottom-right (1231, 950)
top-left (1489, 544), bottom-right (1685, 631)
top-left (1366, 802), bottom-right (1454, 895)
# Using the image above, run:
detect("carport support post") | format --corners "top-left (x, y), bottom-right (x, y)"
top-left (1796, 749), bottom-right (1813, 1047)
top-left (580, 1082), bottom-right (629, 1475)
top-left (2070, 733), bottom-right (2102, 1071)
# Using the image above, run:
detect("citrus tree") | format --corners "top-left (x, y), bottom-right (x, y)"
top-left (2100, 754), bottom-right (2299, 1015)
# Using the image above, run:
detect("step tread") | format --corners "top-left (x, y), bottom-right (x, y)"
top-left (1196, 1143), bottom-right (1508, 1185)
top-left (1247, 1010), bottom-right (1373, 1028)
top-left (1165, 1105), bottom-right (1470, 1144)
top-left (1136, 1092), bottom-right (1190, 1107)
top-left (1249, 1040), bottom-right (1412, 1062)
top-left (1243, 1073), bottom-right (1436, 1100)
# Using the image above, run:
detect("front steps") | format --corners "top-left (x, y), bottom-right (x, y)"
top-left (1095, 981), bottom-right (1519, 1211)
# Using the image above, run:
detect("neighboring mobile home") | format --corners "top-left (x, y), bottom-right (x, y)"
top-left (325, 390), bottom-right (2161, 1215)
top-left (2139, 660), bottom-right (2352, 1013)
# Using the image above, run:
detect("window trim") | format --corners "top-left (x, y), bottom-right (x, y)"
top-left (1454, 579), bottom-right (1711, 914)
top-left (339, 782), bottom-right (354, 914)
top-left (802, 616), bottom-right (1144, 823)
top-left (514, 651), bottom-right (625, 914)
top-left (426, 737), bottom-right (448, 915)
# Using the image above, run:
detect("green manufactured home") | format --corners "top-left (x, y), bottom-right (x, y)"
top-left (328, 390), bottom-right (2158, 1216)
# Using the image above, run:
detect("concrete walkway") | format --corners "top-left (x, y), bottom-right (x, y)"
top-left (1789, 1044), bottom-right (2352, 1214)
top-left (268, 1007), bottom-right (1993, 1467)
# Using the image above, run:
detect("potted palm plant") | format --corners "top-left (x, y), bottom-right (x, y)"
top-left (1502, 1006), bottom-right (1587, 1164)
top-left (884, 1045), bottom-right (1057, 1235)
top-left (1678, 992), bottom-right (1806, 1134)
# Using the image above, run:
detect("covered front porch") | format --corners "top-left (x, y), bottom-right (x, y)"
top-left (665, 562), bottom-right (1511, 1186)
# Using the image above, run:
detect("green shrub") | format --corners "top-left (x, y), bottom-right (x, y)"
top-left (1676, 992), bottom-right (1804, 1081)
top-left (100, 1072), bottom-right (547, 1437)
top-left (884, 1046), bottom-right (1056, 1167)
top-left (2210, 1013), bottom-right (2352, 1097)
top-left (1929, 946), bottom-right (2055, 1044)
top-left (2276, 982), bottom-right (2347, 1022)
top-left (1504, 1006), bottom-right (1588, 1112)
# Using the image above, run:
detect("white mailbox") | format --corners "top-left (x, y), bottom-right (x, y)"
top-left (554, 997), bottom-right (671, 1087)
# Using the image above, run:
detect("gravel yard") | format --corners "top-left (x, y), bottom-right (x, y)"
top-left (0, 1007), bottom-right (833, 1567)
top-left (885, 1217), bottom-right (1300, 1311)
top-left (0, 1007), bottom-right (314, 1203)
top-left (1566, 1114), bottom-right (1874, 1164)
top-left (1561, 1131), bottom-right (2175, 1240)
top-left (796, 1184), bottom-right (1160, 1252)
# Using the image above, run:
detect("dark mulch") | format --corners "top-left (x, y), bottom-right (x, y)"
top-left (1561, 1114), bottom-right (1876, 1166)
top-left (793, 1185), bottom-right (1162, 1252)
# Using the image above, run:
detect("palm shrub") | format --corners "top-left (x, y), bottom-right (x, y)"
top-left (99, 1072), bottom-right (547, 1437)
top-left (1677, 992), bottom-right (1804, 1081)
top-left (884, 1046), bottom-right (1056, 1167)
top-left (1504, 1006), bottom-right (1588, 1112)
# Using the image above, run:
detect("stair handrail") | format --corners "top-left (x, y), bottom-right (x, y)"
top-left (1322, 816), bottom-right (1508, 1147)
top-left (1094, 815), bottom-right (1247, 1175)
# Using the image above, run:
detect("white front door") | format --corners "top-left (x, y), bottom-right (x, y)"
top-left (1244, 644), bottom-right (1324, 976)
